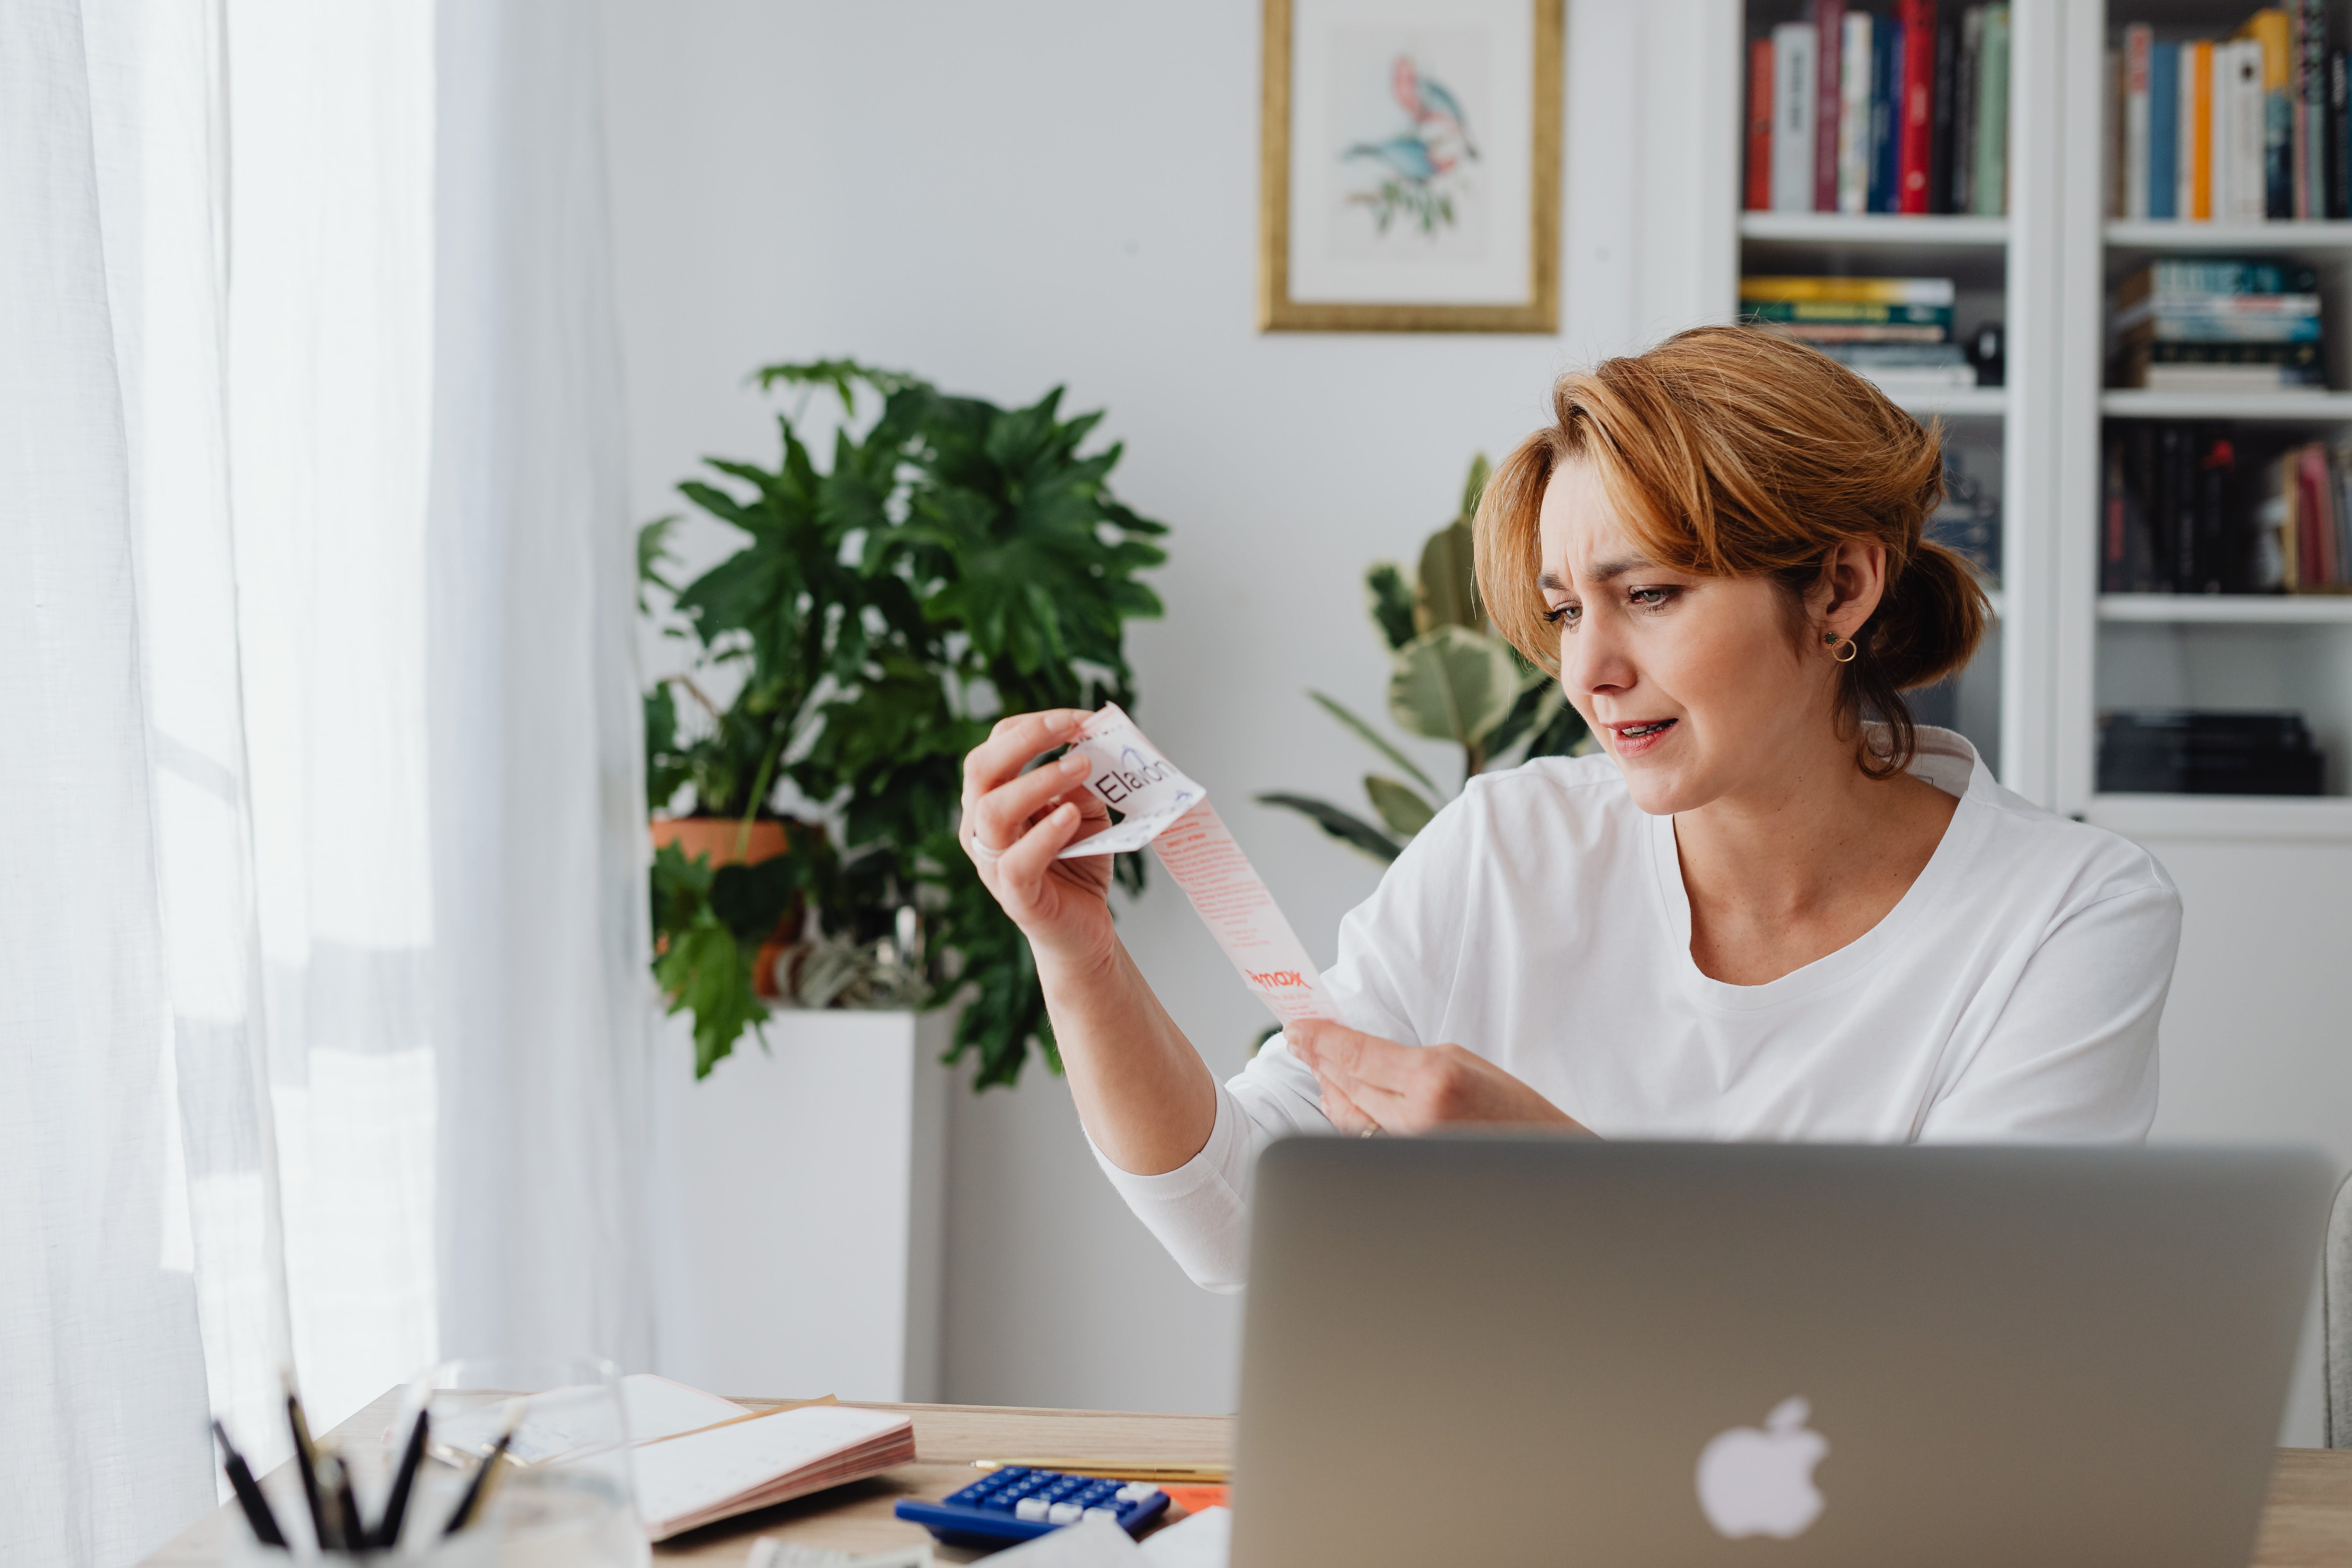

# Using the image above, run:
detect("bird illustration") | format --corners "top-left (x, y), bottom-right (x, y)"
top-left (1390, 55), bottom-right (1478, 163)
top-left (1343, 133), bottom-right (1440, 183)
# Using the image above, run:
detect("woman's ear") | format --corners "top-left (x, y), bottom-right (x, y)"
top-left (1813, 539), bottom-right (1889, 640)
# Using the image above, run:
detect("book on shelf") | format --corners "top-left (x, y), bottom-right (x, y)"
top-left (2097, 710), bottom-right (2325, 796)
top-left (1771, 22), bottom-right (1818, 210)
top-left (2102, 425), bottom-right (2352, 592)
top-left (2108, 258), bottom-right (2328, 389)
top-left (1741, 274), bottom-right (1979, 391)
top-left (1749, 2), bottom-right (2008, 216)
top-left (2110, 7), bottom-right (2347, 220)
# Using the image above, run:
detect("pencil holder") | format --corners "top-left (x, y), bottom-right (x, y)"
top-left (229, 1357), bottom-right (649, 1565)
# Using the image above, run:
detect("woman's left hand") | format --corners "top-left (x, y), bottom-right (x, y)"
top-left (1286, 1019), bottom-right (1591, 1136)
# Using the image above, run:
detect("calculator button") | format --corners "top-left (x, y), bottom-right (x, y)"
top-left (1047, 1503), bottom-right (1084, 1525)
top-left (1015, 1498), bottom-right (1050, 1522)
top-left (1084, 1507), bottom-right (1119, 1523)
top-left (1115, 1483), bottom-right (1163, 1505)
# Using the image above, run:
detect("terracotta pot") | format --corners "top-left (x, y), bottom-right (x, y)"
top-left (650, 816), bottom-right (797, 997)
top-left (649, 816), bottom-right (789, 867)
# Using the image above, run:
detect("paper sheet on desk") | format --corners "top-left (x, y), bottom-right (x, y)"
top-left (1057, 704), bottom-right (1336, 1027)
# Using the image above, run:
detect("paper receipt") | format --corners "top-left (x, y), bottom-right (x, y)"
top-left (1056, 704), bottom-right (1337, 1026)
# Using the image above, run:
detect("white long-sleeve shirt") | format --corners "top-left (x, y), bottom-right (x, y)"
top-left (1091, 728), bottom-right (2181, 1292)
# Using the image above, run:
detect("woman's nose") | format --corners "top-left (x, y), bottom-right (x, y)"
top-left (1562, 616), bottom-right (1634, 699)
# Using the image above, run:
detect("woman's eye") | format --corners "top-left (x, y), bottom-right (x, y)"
top-left (1542, 602), bottom-right (1580, 627)
top-left (1629, 587), bottom-right (1678, 609)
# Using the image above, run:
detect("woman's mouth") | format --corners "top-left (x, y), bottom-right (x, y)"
top-left (1607, 718), bottom-right (1678, 757)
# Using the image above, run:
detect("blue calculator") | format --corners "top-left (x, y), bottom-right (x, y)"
top-left (894, 1467), bottom-right (1171, 1548)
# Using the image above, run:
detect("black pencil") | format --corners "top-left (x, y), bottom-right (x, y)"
top-left (441, 1428), bottom-right (514, 1538)
top-left (373, 1406), bottom-right (431, 1549)
top-left (285, 1381), bottom-right (329, 1551)
top-left (211, 1420), bottom-right (287, 1548)
top-left (328, 1451), bottom-right (363, 1555)
top-left (314, 1451), bottom-right (352, 1553)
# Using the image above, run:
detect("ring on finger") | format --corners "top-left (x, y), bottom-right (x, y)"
top-left (967, 828), bottom-right (1006, 864)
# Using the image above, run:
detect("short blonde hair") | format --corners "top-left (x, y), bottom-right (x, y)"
top-left (1473, 325), bottom-right (1988, 775)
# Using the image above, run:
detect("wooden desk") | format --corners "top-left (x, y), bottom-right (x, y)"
top-left (141, 1391), bottom-right (2352, 1565)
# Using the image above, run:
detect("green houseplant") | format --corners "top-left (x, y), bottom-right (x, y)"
top-left (643, 360), bottom-right (1167, 1085)
top-left (1257, 456), bottom-right (1587, 859)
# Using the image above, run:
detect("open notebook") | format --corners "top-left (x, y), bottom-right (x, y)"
top-left (438, 1373), bottom-right (915, 1542)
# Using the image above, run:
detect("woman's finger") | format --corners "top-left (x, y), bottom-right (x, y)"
top-left (1316, 1072), bottom-right (1381, 1135)
top-left (992, 800), bottom-right (1087, 901)
top-left (962, 710), bottom-right (1090, 804)
top-left (969, 752), bottom-right (1092, 851)
top-left (1293, 1020), bottom-right (1418, 1094)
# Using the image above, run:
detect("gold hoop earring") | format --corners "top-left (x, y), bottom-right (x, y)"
top-left (1823, 631), bottom-right (1859, 664)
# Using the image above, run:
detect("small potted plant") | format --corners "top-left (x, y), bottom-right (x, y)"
top-left (641, 360), bottom-right (1168, 1083)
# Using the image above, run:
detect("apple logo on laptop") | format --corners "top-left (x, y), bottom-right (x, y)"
top-left (1695, 1396), bottom-right (1828, 1539)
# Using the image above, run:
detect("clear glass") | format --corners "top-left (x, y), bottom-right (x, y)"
top-left (228, 1357), bottom-right (648, 1566)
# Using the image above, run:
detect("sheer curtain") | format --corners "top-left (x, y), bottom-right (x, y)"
top-left (0, 1), bottom-right (649, 1561)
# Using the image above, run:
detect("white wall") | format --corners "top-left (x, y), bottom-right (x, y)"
top-left (598, 0), bottom-right (1720, 1415)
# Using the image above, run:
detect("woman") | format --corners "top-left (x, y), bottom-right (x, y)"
top-left (958, 327), bottom-right (2180, 1292)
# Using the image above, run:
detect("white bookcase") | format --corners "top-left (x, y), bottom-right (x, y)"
top-left (1721, 0), bottom-right (2352, 838)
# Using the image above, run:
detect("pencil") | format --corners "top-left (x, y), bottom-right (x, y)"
top-left (442, 1428), bottom-right (515, 1538)
top-left (284, 1378), bottom-right (328, 1550)
top-left (211, 1420), bottom-right (287, 1548)
top-left (314, 1452), bottom-right (352, 1553)
top-left (373, 1406), bottom-right (431, 1549)
top-left (971, 1458), bottom-right (1228, 1483)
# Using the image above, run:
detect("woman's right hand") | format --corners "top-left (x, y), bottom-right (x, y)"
top-left (960, 709), bottom-right (1118, 968)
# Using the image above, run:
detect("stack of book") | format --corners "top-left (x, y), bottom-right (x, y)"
top-left (2097, 710), bottom-right (2324, 794)
top-left (2110, 7), bottom-right (2345, 221)
top-left (2110, 258), bottom-right (2324, 391)
top-left (1743, 2), bottom-right (2011, 216)
top-left (2100, 425), bottom-right (2352, 592)
top-left (1742, 275), bottom-right (1976, 393)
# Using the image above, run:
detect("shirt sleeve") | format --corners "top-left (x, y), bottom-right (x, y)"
top-left (1086, 794), bottom-right (1485, 1289)
top-left (1086, 1039), bottom-right (1328, 1293)
top-left (1918, 875), bottom-right (2181, 1143)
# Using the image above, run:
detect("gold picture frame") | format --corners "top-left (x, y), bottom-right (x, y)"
top-left (1259, 0), bottom-right (1562, 334)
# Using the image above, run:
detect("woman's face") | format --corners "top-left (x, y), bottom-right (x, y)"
top-left (1535, 459), bottom-right (1858, 816)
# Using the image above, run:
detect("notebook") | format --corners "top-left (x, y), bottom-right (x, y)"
top-left (632, 1401), bottom-right (916, 1541)
top-left (434, 1372), bottom-right (915, 1542)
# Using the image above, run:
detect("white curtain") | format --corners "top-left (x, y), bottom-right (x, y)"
top-left (0, 0), bottom-right (649, 1561)
top-left (428, 0), bottom-right (656, 1370)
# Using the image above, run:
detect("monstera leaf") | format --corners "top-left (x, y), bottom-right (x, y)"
top-left (1388, 625), bottom-right (1521, 752)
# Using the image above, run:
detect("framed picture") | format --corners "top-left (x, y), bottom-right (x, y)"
top-left (1259, 0), bottom-right (1563, 334)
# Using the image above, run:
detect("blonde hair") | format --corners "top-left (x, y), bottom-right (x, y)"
top-left (1473, 325), bottom-right (1988, 776)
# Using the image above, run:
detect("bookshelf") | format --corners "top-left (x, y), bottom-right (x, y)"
top-left (1735, 0), bottom-right (2060, 786)
top-left (1727, 0), bottom-right (2352, 835)
top-left (2065, 0), bottom-right (2352, 832)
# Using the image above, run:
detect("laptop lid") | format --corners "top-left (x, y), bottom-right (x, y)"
top-left (1231, 1137), bottom-right (2332, 1568)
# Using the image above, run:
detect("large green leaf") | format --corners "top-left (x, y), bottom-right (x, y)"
top-left (1415, 520), bottom-right (1480, 633)
top-left (1307, 690), bottom-right (1439, 796)
top-left (1387, 626), bottom-right (1521, 748)
top-left (1459, 452), bottom-right (1491, 522)
top-left (1364, 776), bottom-right (1437, 837)
top-left (1522, 695), bottom-right (1591, 760)
top-left (1254, 792), bottom-right (1401, 862)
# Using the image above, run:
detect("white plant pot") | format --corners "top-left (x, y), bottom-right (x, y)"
top-left (649, 1007), bottom-right (950, 1402)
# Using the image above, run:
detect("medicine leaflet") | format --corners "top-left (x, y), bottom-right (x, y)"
top-left (1057, 704), bottom-right (1336, 1026)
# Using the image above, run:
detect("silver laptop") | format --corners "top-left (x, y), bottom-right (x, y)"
top-left (1232, 1137), bottom-right (2333, 1567)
